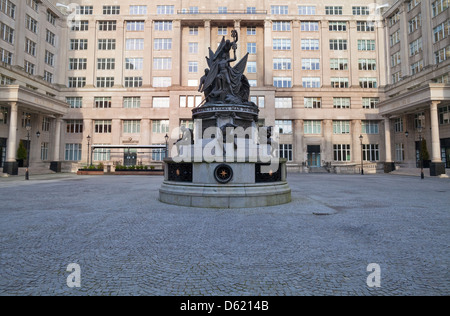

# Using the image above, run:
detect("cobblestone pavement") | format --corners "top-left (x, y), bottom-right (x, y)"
top-left (0, 174), bottom-right (449, 296)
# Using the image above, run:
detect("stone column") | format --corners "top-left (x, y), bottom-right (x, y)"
top-left (292, 21), bottom-right (301, 87)
top-left (429, 101), bottom-right (445, 176)
top-left (384, 117), bottom-right (395, 173)
top-left (50, 116), bottom-right (63, 173)
top-left (263, 20), bottom-right (273, 86)
top-left (3, 102), bottom-right (18, 175)
top-left (172, 20), bottom-right (182, 86)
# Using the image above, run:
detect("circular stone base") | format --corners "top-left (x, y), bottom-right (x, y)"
top-left (159, 181), bottom-right (292, 209)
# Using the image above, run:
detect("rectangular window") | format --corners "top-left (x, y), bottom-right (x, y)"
top-left (409, 37), bottom-right (423, 56)
top-left (125, 39), bottom-right (144, 51)
top-left (98, 39), bottom-right (116, 50)
top-left (409, 14), bottom-right (422, 34)
top-left (123, 97), bottom-right (141, 109)
top-left (154, 21), bottom-right (172, 31)
top-left (330, 59), bottom-right (348, 70)
top-left (0, 22), bottom-right (14, 44)
top-left (333, 121), bottom-right (351, 134)
top-left (76, 6), bottom-right (93, 15)
top-left (353, 6), bottom-right (370, 15)
top-left (395, 144), bottom-right (405, 162)
top-left (273, 58), bottom-right (292, 70)
top-left (153, 77), bottom-right (171, 88)
top-left (69, 58), bottom-right (87, 70)
top-left (70, 39), bottom-right (88, 50)
top-left (66, 97), bottom-right (83, 109)
top-left (411, 60), bottom-right (424, 75)
top-left (157, 5), bottom-right (174, 15)
top-left (126, 21), bottom-right (145, 31)
top-left (247, 7), bottom-right (256, 14)
top-left (302, 77), bottom-right (321, 88)
top-left (301, 22), bottom-right (319, 32)
top-left (250, 96), bottom-right (265, 108)
top-left (357, 21), bottom-right (375, 32)
top-left (218, 26), bottom-right (227, 36)
top-left (95, 120), bottom-right (112, 134)
top-left (275, 120), bottom-right (293, 134)
top-left (273, 77), bottom-right (292, 88)
top-left (154, 38), bottom-right (172, 50)
top-left (188, 61), bottom-right (198, 73)
top-left (247, 27), bottom-right (256, 35)
top-left (394, 118), bottom-right (404, 133)
top-left (125, 77), bottom-right (143, 88)
top-left (218, 7), bottom-right (227, 14)
top-left (125, 58), bottom-right (143, 70)
top-left (329, 22), bottom-right (347, 32)
top-left (247, 43), bottom-right (257, 54)
top-left (325, 6), bottom-right (343, 15)
top-left (333, 98), bottom-right (351, 109)
top-left (94, 97), bottom-right (112, 109)
top-left (247, 61), bottom-right (257, 73)
top-left (435, 45), bottom-right (450, 63)
top-left (130, 5), bottom-right (147, 15)
top-left (97, 58), bottom-right (115, 70)
top-left (273, 22), bottom-right (291, 32)
top-left (362, 98), bottom-right (379, 109)
top-left (98, 21), bottom-right (117, 31)
top-left (359, 59), bottom-right (377, 71)
top-left (72, 20), bottom-right (89, 31)
top-left (304, 121), bottom-right (322, 134)
top-left (153, 57), bottom-right (172, 70)
top-left (273, 39), bottom-right (291, 50)
top-left (96, 77), bottom-right (115, 88)
top-left (362, 121), bottom-right (379, 134)
top-left (123, 120), bottom-right (141, 134)
top-left (65, 144), bottom-right (82, 161)
top-left (299, 6), bottom-right (316, 15)
top-left (42, 117), bottom-right (50, 132)
top-left (66, 120), bottom-right (83, 133)
top-left (180, 96), bottom-right (202, 108)
top-left (271, 6), bottom-right (289, 15)
top-left (304, 97), bottom-right (322, 109)
top-left (93, 144), bottom-right (111, 162)
top-left (279, 144), bottom-right (293, 161)
top-left (331, 77), bottom-right (349, 88)
top-left (46, 30), bottom-right (56, 46)
top-left (0, 47), bottom-right (12, 65)
top-left (103, 5), bottom-right (120, 15)
top-left (363, 144), bottom-right (380, 161)
top-left (358, 40), bottom-right (376, 51)
top-left (330, 39), bottom-right (347, 50)
top-left (25, 39), bottom-right (36, 56)
top-left (302, 59), bottom-right (320, 70)
top-left (43, 71), bottom-right (53, 83)
top-left (1, 0), bottom-right (16, 19)
top-left (390, 31), bottom-right (400, 47)
top-left (24, 61), bottom-right (35, 75)
top-left (301, 39), bottom-right (319, 50)
top-left (433, 20), bottom-right (450, 42)
top-left (275, 98), bottom-right (292, 109)
top-left (25, 15), bottom-right (38, 33)
top-left (334, 144), bottom-right (351, 162)
top-left (432, 0), bottom-right (449, 17)
top-left (189, 27), bottom-right (199, 35)
top-left (153, 97), bottom-right (170, 108)
top-left (359, 78), bottom-right (378, 88)
top-left (152, 120), bottom-right (170, 134)
top-left (189, 42), bottom-right (199, 54)
top-left (439, 105), bottom-right (450, 125)
top-left (40, 142), bottom-right (49, 161)
top-left (391, 52), bottom-right (401, 67)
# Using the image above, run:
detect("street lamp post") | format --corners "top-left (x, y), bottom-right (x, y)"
top-left (25, 123), bottom-right (31, 180)
top-left (87, 135), bottom-right (91, 166)
top-left (359, 135), bottom-right (364, 175)
top-left (164, 134), bottom-right (169, 159)
top-left (418, 127), bottom-right (424, 180)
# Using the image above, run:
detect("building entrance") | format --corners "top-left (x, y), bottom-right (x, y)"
top-left (307, 145), bottom-right (321, 167)
top-left (442, 138), bottom-right (450, 168)
top-left (124, 149), bottom-right (137, 166)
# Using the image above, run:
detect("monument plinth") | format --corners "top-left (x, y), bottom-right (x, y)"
top-left (159, 32), bottom-right (291, 208)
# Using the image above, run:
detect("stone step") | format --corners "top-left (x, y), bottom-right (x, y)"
top-left (308, 167), bottom-right (329, 173)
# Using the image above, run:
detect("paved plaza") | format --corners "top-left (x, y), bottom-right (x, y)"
top-left (0, 173), bottom-right (449, 296)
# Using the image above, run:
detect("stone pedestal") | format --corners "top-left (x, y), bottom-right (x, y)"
top-left (430, 162), bottom-right (446, 177)
top-left (3, 161), bottom-right (18, 175)
top-left (384, 162), bottom-right (396, 173)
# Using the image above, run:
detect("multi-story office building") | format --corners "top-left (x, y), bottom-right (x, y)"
top-left (0, 0), bottom-right (448, 175)
top-left (379, 0), bottom-right (450, 175)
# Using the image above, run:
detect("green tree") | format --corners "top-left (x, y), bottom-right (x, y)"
top-left (419, 139), bottom-right (429, 162)
top-left (16, 140), bottom-right (27, 161)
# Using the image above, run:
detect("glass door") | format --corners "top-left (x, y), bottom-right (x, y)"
top-left (307, 145), bottom-right (321, 167)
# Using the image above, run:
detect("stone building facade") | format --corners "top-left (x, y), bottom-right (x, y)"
top-left (0, 0), bottom-right (448, 175)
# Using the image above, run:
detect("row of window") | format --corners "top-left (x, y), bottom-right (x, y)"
top-left (273, 77), bottom-right (378, 89)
